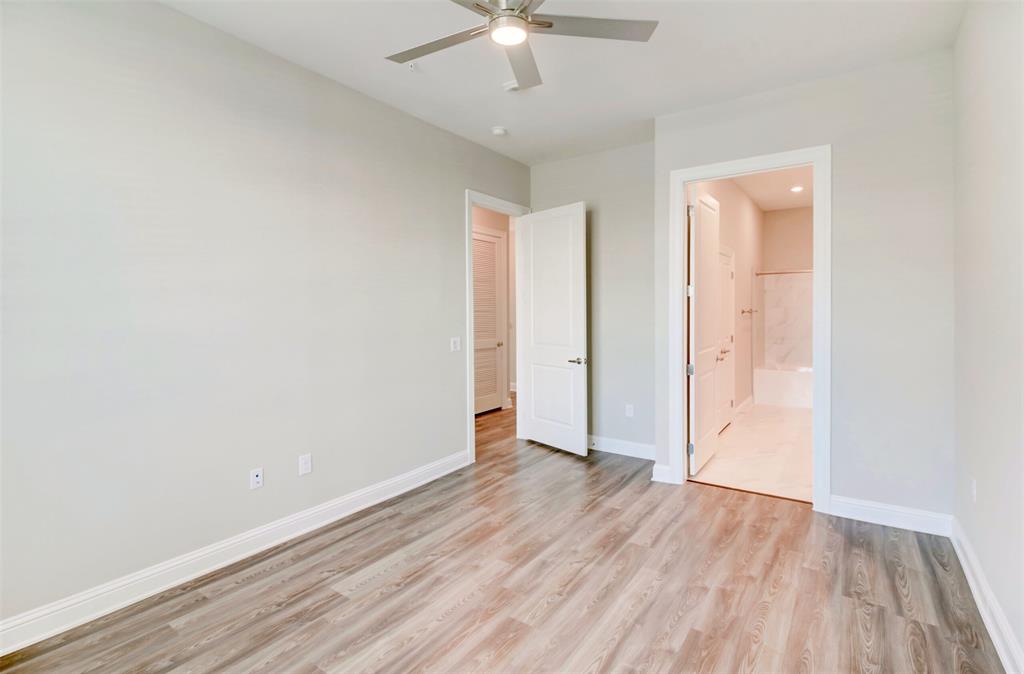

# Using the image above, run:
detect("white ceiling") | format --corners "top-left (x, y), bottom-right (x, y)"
top-left (168, 0), bottom-right (965, 165)
top-left (731, 165), bottom-right (813, 211)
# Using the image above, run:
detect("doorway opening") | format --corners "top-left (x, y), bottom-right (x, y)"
top-left (465, 192), bottom-right (590, 464)
top-left (661, 145), bottom-right (831, 511)
top-left (687, 166), bottom-right (814, 502)
top-left (465, 191), bottom-right (529, 463)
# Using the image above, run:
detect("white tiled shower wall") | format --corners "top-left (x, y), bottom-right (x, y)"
top-left (754, 272), bottom-right (813, 407)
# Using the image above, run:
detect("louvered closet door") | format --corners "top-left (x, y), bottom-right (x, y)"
top-left (473, 228), bottom-right (509, 414)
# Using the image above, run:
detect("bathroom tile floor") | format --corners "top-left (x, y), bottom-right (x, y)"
top-left (692, 404), bottom-right (813, 502)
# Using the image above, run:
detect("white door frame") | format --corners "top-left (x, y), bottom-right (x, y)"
top-left (465, 190), bottom-right (530, 464)
top-left (658, 145), bottom-right (832, 512)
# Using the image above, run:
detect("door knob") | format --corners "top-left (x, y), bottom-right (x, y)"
top-left (568, 357), bottom-right (587, 364)
top-left (497, 341), bottom-right (504, 347)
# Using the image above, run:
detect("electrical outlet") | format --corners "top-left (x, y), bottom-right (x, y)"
top-left (450, 337), bottom-right (461, 352)
top-left (249, 467), bottom-right (263, 490)
top-left (625, 404), bottom-right (634, 418)
top-left (971, 478), bottom-right (977, 503)
top-left (298, 453), bottom-right (312, 476)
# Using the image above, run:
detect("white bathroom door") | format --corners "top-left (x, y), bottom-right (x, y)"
top-left (688, 194), bottom-right (721, 475)
top-left (716, 249), bottom-right (736, 431)
top-left (515, 202), bottom-right (588, 456)
top-left (473, 228), bottom-right (508, 414)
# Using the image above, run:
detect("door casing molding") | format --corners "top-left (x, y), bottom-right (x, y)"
top-left (465, 190), bottom-right (530, 464)
top-left (658, 146), bottom-right (832, 512)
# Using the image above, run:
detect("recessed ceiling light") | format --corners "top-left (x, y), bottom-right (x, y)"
top-left (790, 185), bottom-right (804, 193)
top-left (490, 16), bottom-right (528, 46)
top-left (491, 126), bottom-right (509, 137)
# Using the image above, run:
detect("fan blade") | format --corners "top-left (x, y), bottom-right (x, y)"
top-left (505, 42), bottom-right (542, 90)
top-left (530, 14), bottom-right (658, 41)
top-left (386, 25), bottom-right (488, 63)
top-left (448, 0), bottom-right (497, 17)
top-left (520, 0), bottom-right (546, 14)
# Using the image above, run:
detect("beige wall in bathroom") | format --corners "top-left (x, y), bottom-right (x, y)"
top-left (763, 207), bottom-right (813, 270)
top-left (691, 179), bottom-right (764, 407)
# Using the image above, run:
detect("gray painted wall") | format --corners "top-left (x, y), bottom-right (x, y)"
top-left (1, 2), bottom-right (528, 617)
top-left (531, 143), bottom-right (655, 447)
top-left (953, 0), bottom-right (1024, 654)
top-left (654, 51), bottom-right (957, 513)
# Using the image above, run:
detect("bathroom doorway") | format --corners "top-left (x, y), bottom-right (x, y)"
top-left (686, 165), bottom-right (815, 502)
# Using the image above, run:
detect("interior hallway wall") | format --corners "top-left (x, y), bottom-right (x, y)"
top-left (1, 2), bottom-right (529, 618)
top-left (655, 51), bottom-right (956, 513)
top-left (763, 207), bottom-right (813, 271)
top-left (471, 206), bottom-right (510, 231)
top-left (690, 180), bottom-right (764, 407)
top-left (953, 0), bottom-right (1024, 661)
top-left (531, 142), bottom-right (655, 447)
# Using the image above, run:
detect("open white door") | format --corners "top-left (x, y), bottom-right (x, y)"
top-left (688, 194), bottom-right (721, 475)
top-left (515, 202), bottom-right (588, 456)
top-left (716, 248), bottom-right (736, 432)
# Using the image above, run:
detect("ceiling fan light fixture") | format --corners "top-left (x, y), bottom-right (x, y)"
top-left (489, 15), bottom-right (528, 46)
top-left (385, 0), bottom-right (660, 91)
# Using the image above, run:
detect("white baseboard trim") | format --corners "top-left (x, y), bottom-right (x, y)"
top-left (0, 450), bottom-right (470, 656)
top-left (735, 396), bottom-right (753, 414)
top-left (951, 518), bottom-right (1024, 674)
top-left (651, 462), bottom-right (684, 485)
top-left (588, 435), bottom-right (656, 461)
top-left (827, 495), bottom-right (952, 536)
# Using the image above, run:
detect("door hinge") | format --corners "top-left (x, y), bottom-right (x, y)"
top-left (730, 399), bottom-right (734, 408)
top-left (687, 442), bottom-right (695, 456)
top-left (686, 363), bottom-right (695, 376)
top-left (686, 284), bottom-right (695, 297)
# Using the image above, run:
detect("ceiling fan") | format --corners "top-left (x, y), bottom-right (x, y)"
top-left (386, 0), bottom-right (658, 91)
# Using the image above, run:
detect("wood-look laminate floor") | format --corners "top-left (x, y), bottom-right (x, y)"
top-left (2, 405), bottom-right (1003, 673)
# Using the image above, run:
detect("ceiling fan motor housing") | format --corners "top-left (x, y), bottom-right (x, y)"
top-left (489, 14), bottom-right (529, 45)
